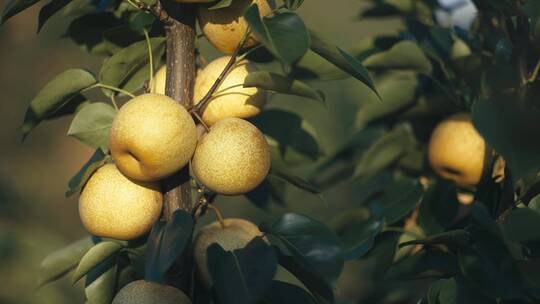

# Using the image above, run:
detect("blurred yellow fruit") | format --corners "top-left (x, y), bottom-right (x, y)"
top-left (198, 0), bottom-right (275, 54)
top-left (79, 164), bottom-right (162, 240)
top-left (428, 113), bottom-right (486, 189)
top-left (149, 66), bottom-right (166, 95)
top-left (110, 94), bottom-right (197, 182)
top-left (192, 118), bottom-right (270, 195)
top-left (112, 280), bottom-right (191, 304)
top-left (194, 56), bottom-right (267, 126)
top-left (193, 218), bottom-right (263, 288)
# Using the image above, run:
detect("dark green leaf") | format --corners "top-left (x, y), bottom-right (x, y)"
top-left (245, 175), bottom-right (286, 210)
top-left (245, 6), bottom-right (310, 64)
top-left (427, 277), bottom-right (495, 304)
top-left (22, 69), bottom-right (96, 139)
top-left (284, 0), bottom-right (304, 10)
top-left (264, 213), bottom-right (344, 285)
top-left (145, 210), bottom-right (194, 283)
top-left (244, 71), bottom-right (324, 103)
top-left (85, 258), bottom-right (118, 304)
top-left (208, 237), bottom-right (277, 304)
top-left (0, 0), bottom-right (41, 24)
top-left (39, 237), bottom-right (95, 287)
top-left (400, 230), bottom-right (470, 249)
top-left (310, 32), bottom-right (378, 97)
top-left (67, 102), bottom-right (116, 151)
top-left (37, 0), bottom-right (72, 32)
top-left (66, 13), bottom-right (123, 54)
top-left (418, 180), bottom-right (459, 235)
top-left (66, 149), bottom-right (107, 197)
top-left (261, 281), bottom-right (316, 304)
top-left (99, 37), bottom-right (166, 96)
top-left (72, 241), bottom-right (122, 283)
top-left (501, 208), bottom-right (540, 242)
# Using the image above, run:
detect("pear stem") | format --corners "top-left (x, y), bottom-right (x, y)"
top-left (207, 205), bottom-right (226, 229)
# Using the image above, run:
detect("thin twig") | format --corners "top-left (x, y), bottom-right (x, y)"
top-left (191, 111), bottom-right (210, 132)
top-left (84, 83), bottom-right (136, 98)
top-left (143, 29), bottom-right (154, 86)
top-left (207, 204), bottom-right (226, 229)
top-left (191, 28), bottom-right (251, 114)
top-left (134, 0), bottom-right (177, 26)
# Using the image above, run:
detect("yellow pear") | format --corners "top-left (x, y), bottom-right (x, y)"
top-left (109, 93), bottom-right (198, 182)
top-left (428, 113), bottom-right (486, 189)
top-left (193, 218), bottom-right (263, 288)
top-left (194, 56), bottom-right (267, 126)
top-left (149, 66), bottom-right (166, 95)
top-left (198, 0), bottom-right (276, 54)
top-left (112, 280), bottom-right (191, 304)
top-left (79, 164), bottom-right (162, 240)
top-left (192, 118), bottom-right (270, 195)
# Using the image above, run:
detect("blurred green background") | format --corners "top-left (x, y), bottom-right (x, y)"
top-left (0, 1), bottom-right (402, 302)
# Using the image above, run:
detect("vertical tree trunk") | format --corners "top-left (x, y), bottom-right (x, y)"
top-left (162, 2), bottom-right (197, 292)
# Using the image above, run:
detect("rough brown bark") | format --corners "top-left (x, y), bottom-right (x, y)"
top-left (161, 2), bottom-right (197, 292)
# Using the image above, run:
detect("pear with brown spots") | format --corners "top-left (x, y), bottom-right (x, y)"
top-left (193, 218), bottom-right (264, 288)
top-left (112, 280), bottom-right (191, 304)
top-left (428, 113), bottom-right (486, 189)
top-left (192, 118), bottom-right (270, 195)
top-left (198, 0), bottom-right (276, 54)
top-left (109, 93), bottom-right (198, 182)
top-left (79, 164), bottom-right (162, 240)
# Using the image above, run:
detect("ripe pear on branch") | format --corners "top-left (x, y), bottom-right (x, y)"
top-left (192, 118), bottom-right (270, 195)
top-left (79, 164), bottom-right (162, 240)
top-left (198, 0), bottom-right (276, 54)
top-left (109, 93), bottom-right (198, 182)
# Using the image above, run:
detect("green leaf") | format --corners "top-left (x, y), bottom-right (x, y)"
top-left (363, 40), bottom-right (432, 74)
top-left (261, 281), bottom-right (316, 304)
top-left (309, 32), bottom-right (378, 98)
top-left (67, 102), bottom-right (116, 151)
top-left (66, 149), bottom-right (107, 197)
top-left (208, 0), bottom-right (232, 10)
top-left (427, 277), bottom-right (494, 304)
top-left (353, 125), bottom-right (416, 179)
top-left (284, 0), bottom-right (304, 10)
top-left (37, 0), bottom-right (72, 32)
top-left (331, 208), bottom-right (385, 260)
top-left (145, 210), bottom-right (194, 283)
top-left (0, 0), bottom-right (41, 24)
top-left (264, 213), bottom-right (344, 285)
top-left (207, 238), bottom-right (277, 304)
top-left (39, 237), bottom-right (95, 287)
top-left (400, 230), bottom-right (470, 250)
top-left (85, 258), bottom-right (118, 304)
top-left (244, 71), bottom-right (324, 103)
top-left (269, 164), bottom-right (321, 194)
top-left (99, 37), bottom-right (166, 96)
top-left (66, 13), bottom-right (124, 54)
top-left (22, 69), bottom-right (96, 139)
top-left (72, 241), bottom-right (122, 283)
top-left (245, 6), bottom-right (310, 64)
top-left (501, 208), bottom-right (540, 242)
top-left (418, 180), bottom-right (459, 235)
top-left (245, 175), bottom-right (286, 210)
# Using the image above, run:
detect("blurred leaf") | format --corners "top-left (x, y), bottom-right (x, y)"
top-left (427, 276), bottom-right (495, 304)
top-left (244, 71), bottom-right (325, 103)
top-left (284, 0), bottom-right (303, 10)
top-left (331, 208), bottom-right (385, 260)
top-left (501, 208), bottom-right (540, 242)
top-left (22, 69), bottom-right (96, 139)
top-left (310, 32), bottom-right (378, 97)
top-left (354, 125), bottom-right (416, 179)
top-left (208, 0), bottom-right (231, 10)
top-left (99, 37), bottom-right (166, 96)
top-left (388, 250), bottom-right (459, 280)
top-left (72, 241), bottom-right (122, 283)
top-left (85, 258), bottom-right (117, 304)
top-left (39, 237), bottom-right (95, 287)
top-left (66, 12), bottom-right (123, 54)
top-left (400, 230), bottom-right (470, 249)
top-left (68, 102), bottom-right (116, 151)
top-left (245, 175), bottom-right (286, 210)
top-left (363, 231), bottom-right (400, 279)
top-left (37, 0), bottom-right (72, 32)
top-left (418, 180), bottom-right (459, 235)
top-left (66, 149), bottom-right (107, 197)
top-left (472, 95), bottom-right (540, 181)
top-left (263, 213), bottom-right (344, 285)
top-left (245, 6), bottom-right (310, 64)
top-left (261, 281), bottom-right (316, 304)
top-left (145, 210), bottom-right (193, 283)
top-left (0, 0), bottom-right (41, 24)
top-left (251, 110), bottom-right (321, 162)
top-left (364, 40), bottom-right (432, 74)
top-left (355, 72), bottom-right (419, 129)
top-left (208, 238), bottom-right (277, 304)
top-left (277, 254), bottom-right (334, 304)
top-left (269, 164), bottom-right (321, 194)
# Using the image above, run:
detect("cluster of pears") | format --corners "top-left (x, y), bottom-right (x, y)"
top-left (427, 113), bottom-right (488, 190)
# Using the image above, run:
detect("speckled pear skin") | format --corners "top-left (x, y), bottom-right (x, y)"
top-left (112, 280), bottom-right (191, 304)
top-left (194, 56), bottom-right (267, 126)
top-left (193, 218), bottom-right (263, 288)
top-left (428, 113), bottom-right (486, 189)
top-left (109, 93), bottom-right (198, 182)
top-left (192, 118), bottom-right (270, 195)
top-left (149, 66), bottom-right (166, 95)
top-left (198, 0), bottom-right (275, 54)
top-left (79, 164), bottom-right (162, 240)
